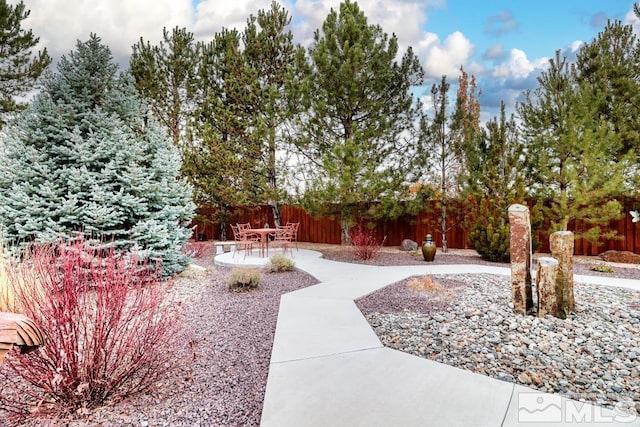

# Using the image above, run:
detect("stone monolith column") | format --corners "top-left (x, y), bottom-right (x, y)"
top-left (536, 256), bottom-right (559, 317)
top-left (549, 230), bottom-right (575, 318)
top-left (508, 204), bottom-right (534, 315)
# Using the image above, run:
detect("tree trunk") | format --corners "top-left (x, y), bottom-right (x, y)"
top-left (340, 218), bottom-right (352, 245)
top-left (270, 203), bottom-right (282, 228)
top-left (440, 130), bottom-right (448, 253)
top-left (267, 127), bottom-right (282, 227)
top-left (441, 198), bottom-right (448, 252)
top-left (220, 222), bottom-right (227, 241)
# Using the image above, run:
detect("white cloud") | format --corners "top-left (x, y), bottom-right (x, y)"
top-left (293, 0), bottom-right (428, 49)
top-left (418, 31), bottom-right (474, 79)
top-left (568, 40), bottom-right (584, 53)
top-left (358, 0), bottom-right (427, 44)
top-left (624, 7), bottom-right (640, 33)
top-left (193, 0), bottom-right (295, 40)
top-left (21, 0), bottom-right (194, 67)
top-left (484, 10), bottom-right (518, 37)
top-left (291, 0), bottom-right (339, 46)
top-left (491, 48), bottom-right (535, 80)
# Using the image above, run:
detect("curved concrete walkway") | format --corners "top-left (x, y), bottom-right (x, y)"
top-left (215, 250), bottom-right (640, 426)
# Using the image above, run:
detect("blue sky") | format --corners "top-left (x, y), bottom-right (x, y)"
top-left (413, 0), bottom-right (637, 116)
top-left (19, 0), bottom-right (640, 119)
top-left (425, 1), bottom-right (630, 62)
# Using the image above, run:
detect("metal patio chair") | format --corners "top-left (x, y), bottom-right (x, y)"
top-left (231, 224), bottom-right (256, 258)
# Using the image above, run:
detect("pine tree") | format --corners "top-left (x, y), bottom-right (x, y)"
top-left (517, 50), bottom-right (631, 243)
top-left (242, 2), bottom-right (301, 226)
top-left (461, 102), bottom-right (531, 261)
top-left (424, 68), bottom-right (483, 252)
top-left (452, 66), bottom-right (482, 181)
top-left (295, 0), bottom-right (426, 244)
top-left (0, 34), bottom-right (194, 275)
top-left (0, 0), bottom-right (51, 129)
top-left (183, 29), bottom-right (263, 239)
top-left (130, 26), bottom-right (197, 149)
top-left (427, 76), bottom-right (459, 252)
top-left (574, 20), bottom-right (640, 164)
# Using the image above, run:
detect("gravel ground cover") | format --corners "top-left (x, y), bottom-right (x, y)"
top-left (0, 258), bottom-right (317, 427)
top-left (2, 243), bottom-right (638, 425)
top-left (352, 248), bottom-right (640, 417)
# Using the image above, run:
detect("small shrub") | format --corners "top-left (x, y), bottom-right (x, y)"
top-left (590, 264), bottom-right (614, 273)
top-left (228, 268), bottom-right (261, 292)
top-left (0, 236), bottom-right (183, 422)
top-left (350, 221), bottom-right (386, 261)
top-left (464, 196), bottom-right (543, 262)
top-left (464, 196), bottom-right (511, 262)
top-left (179, 263), bottom-right (208, 278)
top-left (266, 255), bottom-right (295, 273)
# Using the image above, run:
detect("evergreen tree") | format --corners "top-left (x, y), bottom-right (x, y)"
top-left (130, 26), bottom-right (197, 149)
top-left (574, 20), bottom-right (640, 164)
top-left (242, 2), bottom-right (301, 226)
top-left (517, 50), bottom-right (631, 243)
top-left (0, 34), bottom-right (195, 275)
top-left (0, 0), bottom-right (51, 129)
top-left (461, 102), bottom-right (531, 261)
top-left (132, 5), bottom-right (301, 235)
top-left (295, 0), bottom-right (426, 244)
top-left (451, 66), bottom-right (482, 182)
top-left (183, 29), bottom-right (263, 239)
top-left (425, 67), bottom-right (483, 254)
top-left (464, 102), bottom-right (524, 198)
top-left (427, 75), bottom-right (460, 252)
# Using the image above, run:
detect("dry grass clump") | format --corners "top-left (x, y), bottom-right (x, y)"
top-left (228, 268), bottom-right (261, 292)
top-left (590, 264), bottom-right (614, 273)
top-left (266, 255), bottom-right (295, 273)
top-left (0, 232), bottom-right (12, 312)
top-left (407, 276), bottom-right (449, 295)
top-left (0, 252), bottom-right (9, 311)
top-left (179, 263), bottom-right (209, 278)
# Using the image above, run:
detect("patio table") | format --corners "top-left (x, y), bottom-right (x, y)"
top-left (250, 228), bottom-right (276, 257)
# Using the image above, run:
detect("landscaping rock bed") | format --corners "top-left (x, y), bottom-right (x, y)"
top-left (352, 250), bottom-right (640, 417)
top-left (0, 265), bottom-right (317, 427)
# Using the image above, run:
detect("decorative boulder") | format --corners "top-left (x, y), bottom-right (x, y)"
top-left (400, 239), bottom-right (418, 251)
top-left (599, 250), bottom-right (640, 264)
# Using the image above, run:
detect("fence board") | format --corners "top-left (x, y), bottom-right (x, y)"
top-left (192, 200), bottom-right (640, 255)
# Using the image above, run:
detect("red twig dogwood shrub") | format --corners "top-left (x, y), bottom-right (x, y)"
top-left (350, 221), bottom-right (387, 261)
top-left (0, 236), bottom-right (183, 421)
top-left (182, 240), bottom-right (211, 259)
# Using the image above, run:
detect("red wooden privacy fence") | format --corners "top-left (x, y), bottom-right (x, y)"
top-left (192, 200), bottom-right (640, 256)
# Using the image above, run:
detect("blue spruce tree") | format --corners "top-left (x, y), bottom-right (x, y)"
top-left (0, 34), bottom-right (195, 275)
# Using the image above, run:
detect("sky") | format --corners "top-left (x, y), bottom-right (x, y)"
top-left (17, 0), bottom-right (640, 120)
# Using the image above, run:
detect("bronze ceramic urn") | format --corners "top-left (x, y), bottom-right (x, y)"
top-left (421, 234), bottom-right (437, 261)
